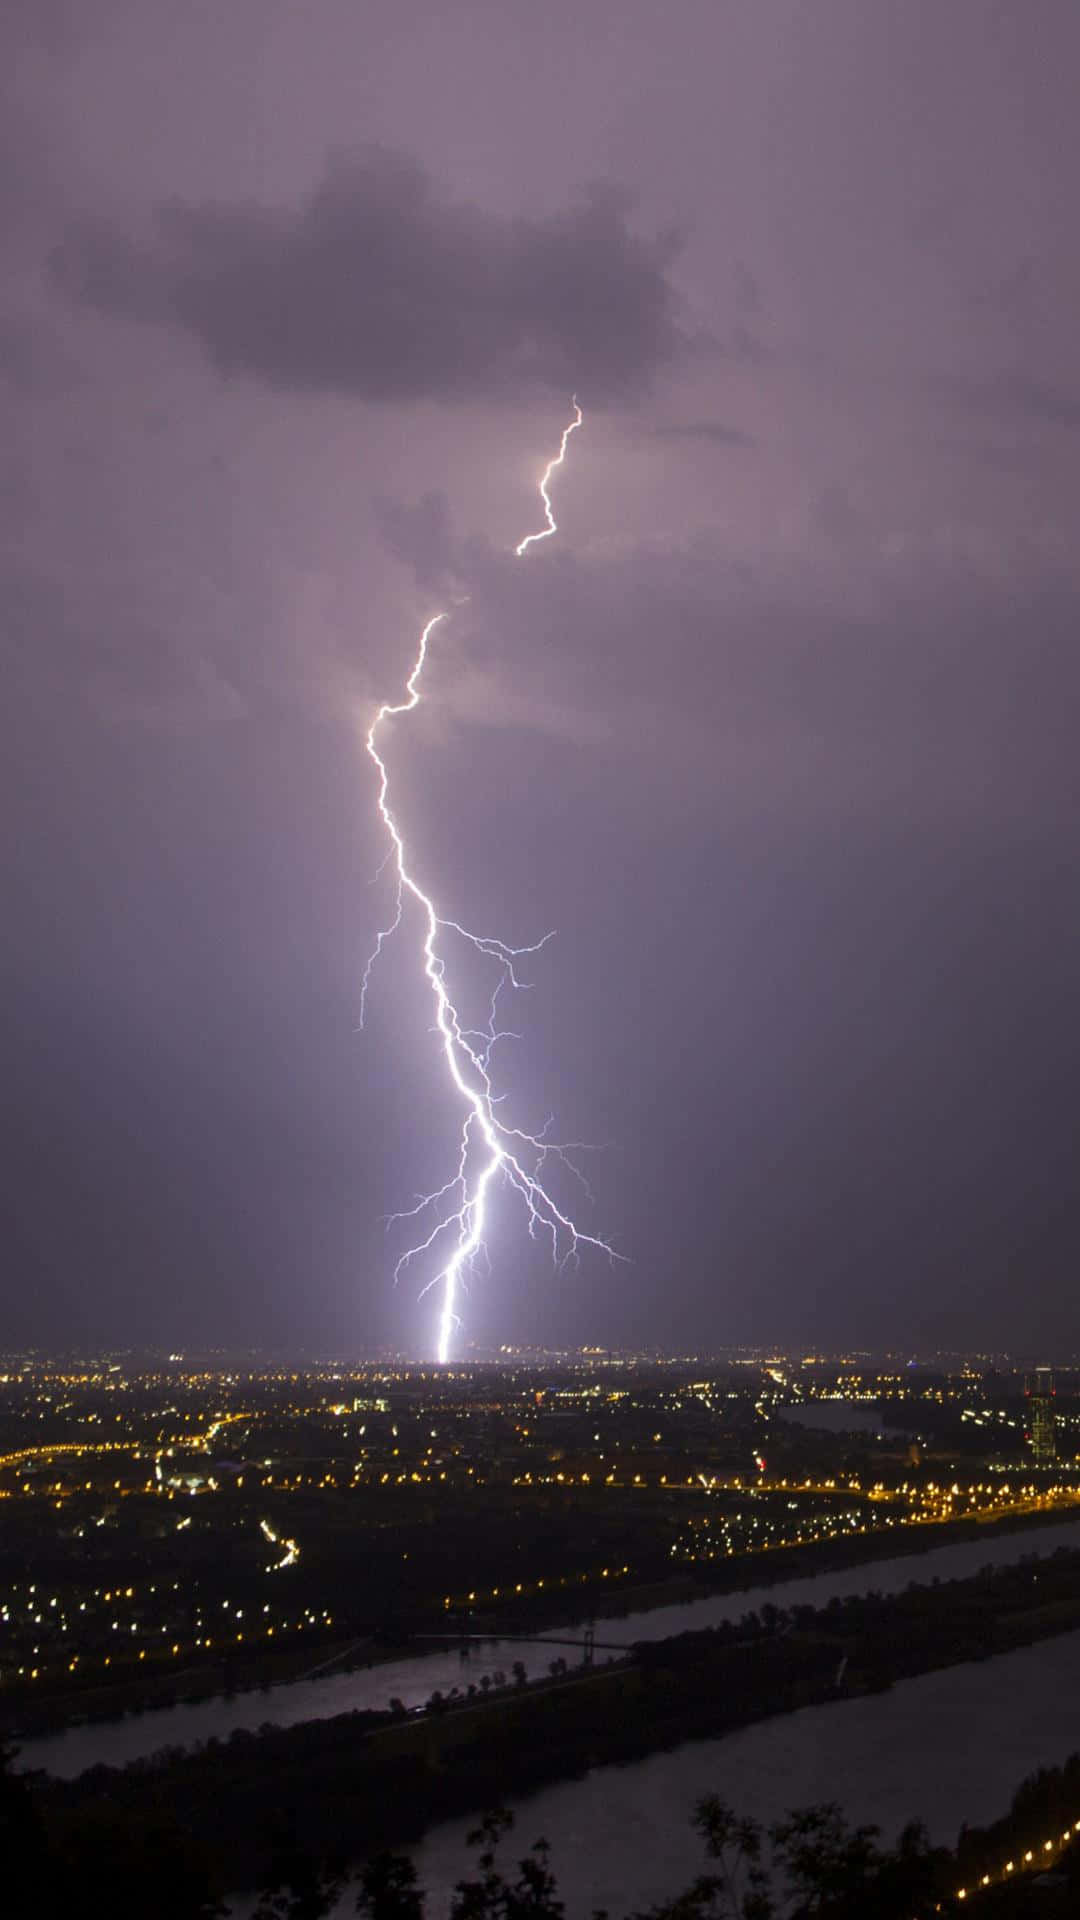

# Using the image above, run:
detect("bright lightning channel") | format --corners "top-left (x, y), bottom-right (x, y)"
top-left (515, 398), bottom-right (583, 554)
top-left (363, 397), bottom-right (615, 1362)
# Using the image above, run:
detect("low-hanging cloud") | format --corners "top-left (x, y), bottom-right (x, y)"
top-left (51, 149), bottom-right (682, 402)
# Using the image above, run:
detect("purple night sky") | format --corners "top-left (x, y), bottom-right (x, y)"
top-left (5, 1), bottom-right (1080, 1357)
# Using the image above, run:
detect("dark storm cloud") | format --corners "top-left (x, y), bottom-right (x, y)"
top-left (51, 151), bottom-right (682, 401)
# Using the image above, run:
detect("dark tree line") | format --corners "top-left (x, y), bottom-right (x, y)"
top-left (260, 1798), bottom-right (949, 1920)
top-left (5, 1729), bottom-right (1077, 1920)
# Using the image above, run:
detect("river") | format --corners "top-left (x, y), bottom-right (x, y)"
top-left (397, 1625), bottom-right (1080, 1918)
top-left (19, 1514), bottom-right (1080, 1779)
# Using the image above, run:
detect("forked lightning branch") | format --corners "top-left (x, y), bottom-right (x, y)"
top-left (362, 400), bottom-right (618, 1361)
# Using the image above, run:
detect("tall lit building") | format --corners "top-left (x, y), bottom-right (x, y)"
top-left (1025, 1367), bottom-right (1057, 1463)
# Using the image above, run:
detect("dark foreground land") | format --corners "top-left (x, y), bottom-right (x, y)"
top-left (15, 1541), bottom-right (1080, 1911)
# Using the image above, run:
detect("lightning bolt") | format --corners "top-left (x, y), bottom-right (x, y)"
top-left (515, 397), bottom-right (583, 554)
top-left (363, 397), bottom-right (616, 1362)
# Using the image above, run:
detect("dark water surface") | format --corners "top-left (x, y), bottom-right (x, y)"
top-left (385, 1628), bottom-right (1080, 1918)
top-left (20, 1515), bottom-right (1080, 1779)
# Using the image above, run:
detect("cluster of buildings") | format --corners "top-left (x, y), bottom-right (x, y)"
top-left (0, 1349), bottom-right (1074, 1701)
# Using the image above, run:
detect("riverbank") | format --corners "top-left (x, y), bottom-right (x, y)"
top-left (0, 1630), bottom-right (387, 1743)
top-left (10, 1496), bottom-right (1077, 1743)
top-left (402, 1638), bottom-right (1080, 1920)
top-left (560, 1497), bottom-right (1080, 1624)
top-left (33, 1539), bottom-right (1080, 1898)
top-left (20, 1506), bottom-right (1080, 1773)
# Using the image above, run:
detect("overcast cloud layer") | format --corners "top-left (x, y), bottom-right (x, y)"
top-left (5, 0), bottom-right (1080, 1359)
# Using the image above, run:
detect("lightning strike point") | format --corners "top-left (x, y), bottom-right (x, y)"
top-left (364, 398), bottom-right (616, 1363)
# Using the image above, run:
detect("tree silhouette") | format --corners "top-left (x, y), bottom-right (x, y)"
top-left (254, 1832), bottom-right (347, 1920)
top-left (628, 1799), bottom-right (772, 1920)
top-left (449, 1809), bottom-right (565, 1920)
top-left (0, 1744), bottom-right (55, 1919)
top-left (357, 1852), bottom-right (426, 1920)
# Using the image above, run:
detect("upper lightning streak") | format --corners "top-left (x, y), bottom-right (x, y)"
top-left (515, 397), bottom-right (583, 554)
top-left (363, 397), bottom-right (613, 1362)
